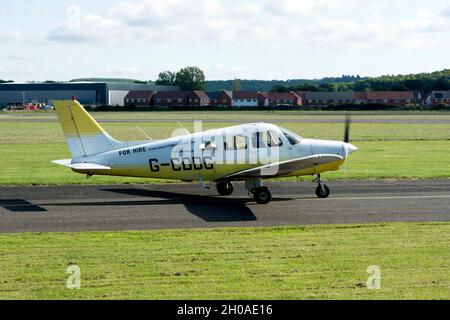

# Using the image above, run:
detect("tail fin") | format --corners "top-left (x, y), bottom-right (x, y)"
top-left (54, 99), bottom-right (124, 161)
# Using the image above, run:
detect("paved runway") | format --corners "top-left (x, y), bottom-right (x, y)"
top-left (1, 180), bottom-right (449, 233)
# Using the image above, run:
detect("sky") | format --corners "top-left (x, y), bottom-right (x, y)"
top-left (0, 0), bottom-right (449, 82)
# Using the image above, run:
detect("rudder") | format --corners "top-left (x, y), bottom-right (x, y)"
top-left (53, 99), bottom-right (124, 161)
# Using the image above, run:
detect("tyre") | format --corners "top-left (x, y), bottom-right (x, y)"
top-left (253, 187), bottom-right (272, 204)
top-left (316, 184), bottom-right (330, 199)
top-left (216, 181), bottom-right (234, 196)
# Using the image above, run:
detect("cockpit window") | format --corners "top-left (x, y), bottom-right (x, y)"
top-left (252, 131), bottom-right (283, 149)
top-left (281, 128), bottom-right (303, 145)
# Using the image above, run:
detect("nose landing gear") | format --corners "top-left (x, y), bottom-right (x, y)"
top-left (216, 181), bottom-right (234, 196)
top-left (314, 174), bottom-right (330, 199)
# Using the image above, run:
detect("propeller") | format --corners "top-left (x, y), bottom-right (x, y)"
top-left (343, 112), bottom-right (355, 176)
top-left (344, 112), bottom-right (351, 144)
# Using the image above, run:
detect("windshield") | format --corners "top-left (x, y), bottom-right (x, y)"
top-left (281, 128), bottom-right (303, 145)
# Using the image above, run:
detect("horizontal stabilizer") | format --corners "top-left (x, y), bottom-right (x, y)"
top-left (52, 159), bottom-right (111, 170)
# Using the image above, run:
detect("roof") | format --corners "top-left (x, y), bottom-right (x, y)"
top-left (304, 92), bottom-right (354, 100)
top-left (267, 92), bottom-right (299, 100)
top-left (191, 91), bottom-right (210, 100)
top-left (233, 91), bottom-right (258, 99)
top-left (125, 90), bottom-right (155, 99)
top-left (207, 90), bottom-right (233, 100)
top-left (154, 91), bottom-right (190, 99)
top-left (0, 82), bottom-right (179, 92)
top-left (206, 92), bottom-right (221, 100)
top-left (356, 91), bottom-right (414, 100)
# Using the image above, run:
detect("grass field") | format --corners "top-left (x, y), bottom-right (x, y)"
top-left (1, 112), bottom-right (449, 301)
top-left (0, 223), bottom-right (449, 300)
top-left (1, 111), bottom-right (449, 185)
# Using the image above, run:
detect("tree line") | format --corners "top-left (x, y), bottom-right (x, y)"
top-left (269, 70), bottom-right (450, 94)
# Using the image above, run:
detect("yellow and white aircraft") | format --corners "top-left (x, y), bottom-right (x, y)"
top-left (52, 99), bottom-right (358, 204)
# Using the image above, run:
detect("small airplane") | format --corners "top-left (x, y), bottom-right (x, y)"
top-left (52, 99), bottom-right (358, 204)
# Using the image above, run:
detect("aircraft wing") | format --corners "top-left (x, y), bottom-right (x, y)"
top-left (223, 154), bottom-right (343, 179)
top-left (52, 159), bottom-right (111, 170)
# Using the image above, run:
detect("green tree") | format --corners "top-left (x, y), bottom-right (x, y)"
top-left (433, 78), bottom-right (450, 91)
top-left (175, 66), bottom-right (206, 91)
top-left (353, 81), bottom-right (372, 92)
top-left (271, 85), bottom-right (289, 92)
top-left (155, 71), bottom-right (177, 86)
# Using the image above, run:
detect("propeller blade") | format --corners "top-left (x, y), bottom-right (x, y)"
top-left (344, 113), bottom-right (351, 143)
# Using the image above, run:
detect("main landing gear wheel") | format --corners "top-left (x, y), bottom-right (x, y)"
top-left (314, 174), bottom-right (331, 199)
top-left (253, 187), bottom-right (272, 205)
top-left (216, 181), bottom-right (234, 196)
top-left (315, 184), bottom-right (330, 199)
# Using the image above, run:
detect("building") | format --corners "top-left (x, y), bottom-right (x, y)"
top-left (425, 91), bottom-right (450, 106)
top-left (124, 90), bottom-right (156, 107)
top-left (355, 91), bottom-right (415, 106)
top-left (0, 82), bottom-right (177, 107)
top-left (267, 92), bottom-right (302, 107)
top-left (303, 92), bottom-right (355, 107)
top-left (188, 91), bottom-right (210, 107)
top-left (232, 91), bottom-right (259, 108)
top-left (152, 91), bottom-right (210, 107)
top-left (258, 92), bottom-right (269, 107)
top-left (207, 90), bottom-right (233, 107)
top-left (153, 91), bottom-right (190, 107)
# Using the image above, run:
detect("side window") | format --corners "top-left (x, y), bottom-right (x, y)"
top-left (224, 135), bottom-right (248, 150)
top-left (252, 132), bottom-right (266, 149)
top-left (224, 136), bottom-right (234, 150)
top-left (268, 131), bottom-right (283, 147)
top-left (235, 135), bottom-right (247, 150)
top-left (252, 131), bottom-right (283, 148)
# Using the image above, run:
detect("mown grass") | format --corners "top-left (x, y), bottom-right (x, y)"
top-left (0, 223), bottom-right (448, 300)
top-left (1, 121), bottom-right (450, 144)
top-left (1, 114), bottom-right (450, 185)
top-left (3, 110), bottom-right (450, 121)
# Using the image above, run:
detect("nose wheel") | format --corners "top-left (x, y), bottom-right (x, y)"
top-left (216, 181), bottom-right (234, 196)
top-left (252, 187), bottom-right (272, 205)
top-left (314, 175), bottom-right (330, 199)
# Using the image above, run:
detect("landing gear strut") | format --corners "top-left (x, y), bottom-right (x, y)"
top-left (314, 174), bottom-right (330, 199)
top-left (216, 181), bottom-right (234, 196)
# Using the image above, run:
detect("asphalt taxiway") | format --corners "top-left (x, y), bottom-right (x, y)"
top-left (1, 180), bottom-right (449, 233)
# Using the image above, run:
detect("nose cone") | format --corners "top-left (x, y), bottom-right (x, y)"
top-left (345, 143), bottom-right (358, 155)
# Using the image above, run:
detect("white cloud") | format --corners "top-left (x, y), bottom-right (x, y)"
top-left (47, 5), bottom-right (120, 43)
top-left (46, 1), bottom-right (450, 51)
top-left (441, 5), bottom-right (450, 17)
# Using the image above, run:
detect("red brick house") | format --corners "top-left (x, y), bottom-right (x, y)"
top-left (258, 92), bottom-right (269, 107)
top-left (207, 90), bottom-right (233, 107)
top-left (232, 91), bottom-right (259, 108)
top-left (267, 92), bottom-right (302, 107)
top-left (355, 91), bottom-right (415, 106)
top-left (124, 90), bottom-right (156, 107)
top-left (153, 91), bottom-right (190, 107)
top-left (188, 91), bottom-right (210, 107)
